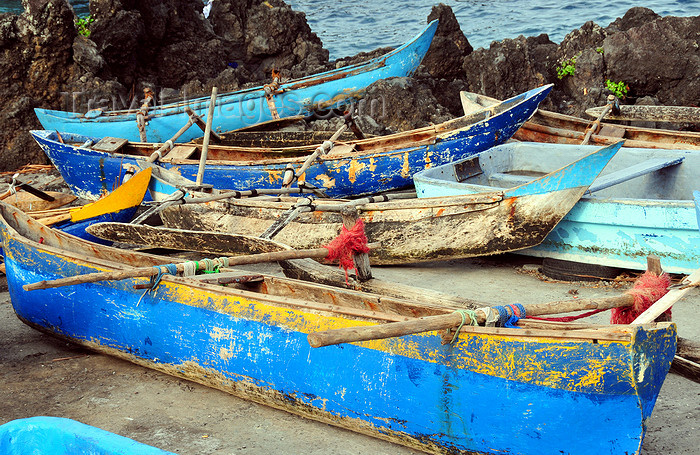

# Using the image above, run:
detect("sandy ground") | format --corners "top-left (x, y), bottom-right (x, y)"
top-left (1, 253), bottom-right (699, 454)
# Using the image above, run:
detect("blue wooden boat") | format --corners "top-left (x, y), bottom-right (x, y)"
top-left (30, 85), bottom-right (552, 200)
top-left (415, 142), bottom-right (700, 274)
top-left (0, 200), bottom-right (676, 455)
top-left (34, 21), bottom-right (438, 143)
top-left (146, 141), bottom-right (620, 265)
top-left (0, 417), bottom-right (173, 454)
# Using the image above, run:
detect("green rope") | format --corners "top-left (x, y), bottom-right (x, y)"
top-left (450, 309), bottom-right (478, 344)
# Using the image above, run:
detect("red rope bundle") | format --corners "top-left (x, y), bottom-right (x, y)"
top-left (323, 219), bottom-right (370, 281)
top-left (610, 271), bottom-right (672, 324)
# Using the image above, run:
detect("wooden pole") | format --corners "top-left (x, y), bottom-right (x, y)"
top-left (196, 87), bottom-right (218, 186)
top-left (146, 117), bottom-right (196, 163)
top-left (184, 107), bottom-right (222, 142)
top-left (24, 247), bottom-right (332, 292)
top-left (282, 124), bottom-right (349, 187)
top-left (307, 294), bottom-right (636, 348)
top-left (632, 267), bottom-right (700, 324)
top-left (581, 94), bottom-right (616, 145)
top-left (341, 205), bottom-right (372, 281)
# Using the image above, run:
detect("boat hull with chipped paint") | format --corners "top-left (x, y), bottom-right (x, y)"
top-left (0, 201), bottom-right (676, 455)
top-left (30, 85), bottom-right (552, 200)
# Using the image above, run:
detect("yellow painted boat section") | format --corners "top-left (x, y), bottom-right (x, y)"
top-left (154, 279), bottom-right (639, 394)
top-left (70, 167), bottom-right (151, 222)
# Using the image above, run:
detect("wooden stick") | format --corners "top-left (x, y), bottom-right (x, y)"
top-left (581, 95), bottom-right (615, 145)
top-left (341, 205), bottom-right (372, 282)
top-left (147, 118), bottom-right (195, 162)
top-left (632, 267), bottom-right (700, 324)
top-left (196, 87), bottom-right (217, 186)
top-left (307, 294), bottom-right (636, 348)
top-left (282, 124), bottom-right (349, 187)
top-left (24, 247), bottom-right (332, 291)
top-left (184, 107), bottom-right (222, 142)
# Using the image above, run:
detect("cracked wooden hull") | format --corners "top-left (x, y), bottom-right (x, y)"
top-left (160, 142), bottom-right (620, 265)
top-left (0, 201), bottom-right (676, 455)
top-left (31, 85), bottom-right (552, 200)
top-left (34, 22), bottom-right (438, 143)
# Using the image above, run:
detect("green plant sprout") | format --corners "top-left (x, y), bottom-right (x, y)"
top-left (76, 15), bottom-right (95, 38)
top-left (556, 53), bottom-right (581, 79)
top-left (605, 79), bottom-right (629, 99)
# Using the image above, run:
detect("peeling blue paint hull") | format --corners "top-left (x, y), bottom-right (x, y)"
top-left (34, 22), bottom-right (438, 143)
top-left (31, 85), bottom-right (551, 200)
top-left (416, 142), bottom-right (700, 274)
top-left (0, 417), bottom-right (173, 454)
top-left (0, 202), bottom-right (676, 455)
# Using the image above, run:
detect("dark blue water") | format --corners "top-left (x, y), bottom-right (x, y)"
top-left (286, 0), bottom-right (697, 58)
top-left (0, 0), bottom-right (90, 16)
top-left (2, 1), bottom-right (695, 59)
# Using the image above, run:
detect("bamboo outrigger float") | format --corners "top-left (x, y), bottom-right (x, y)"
top-left (0, 200), bottom-right (678, 455)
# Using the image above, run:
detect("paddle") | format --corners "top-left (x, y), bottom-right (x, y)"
top-left (34, 167), bottom-right (152, 226)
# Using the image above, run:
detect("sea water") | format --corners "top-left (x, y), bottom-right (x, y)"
top-left (287, 0), bottom-right (696, 58)
top-left (1, 0), bottom-right (695, 59)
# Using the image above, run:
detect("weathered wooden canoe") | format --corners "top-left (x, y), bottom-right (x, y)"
top-left (585, 104), bottom-right (700, 124)
top-left (154, 141), bottom-right (620, 265)
top-left (0, 417), bottom-right (173, 455)
top-left (416, 141), bottom-right (700, 274)
top-left (461, 91), bottom-right (700, 149)
top-left (0, 201), bottom-right (677, 455)
top-left (31, 85), bottom-right (553, 200)
top-left (33, 21), bottom-right (438, 143)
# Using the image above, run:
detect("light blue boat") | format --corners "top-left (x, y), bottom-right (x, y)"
top-left (414, 142), bottom-right (699, 274)
top-left (695, 190), bottom-right (700, 231)
top-left (0, 201), bottom-right (677, 455)
top-left (34, 21), bottom-right (438, 143)
top-left (0, 417), bottom-right (173, 454)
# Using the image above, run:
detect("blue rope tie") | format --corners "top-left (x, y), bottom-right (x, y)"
top-left (492, 304), bottom-right (526, 329)
top-left (137, 264), bottom-right (178, 306)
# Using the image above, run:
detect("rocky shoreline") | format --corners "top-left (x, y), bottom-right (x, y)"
top-left (0, 0), bottom-right (698, 171)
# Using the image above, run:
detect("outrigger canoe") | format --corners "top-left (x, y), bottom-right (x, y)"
top-left (0, 201), bottom-right (677, 455)
top-left (461, 91), bottom-right (700, 150)
top-left (33, 21), bottom-right (439, 143)
top-left (31, 85), bottom-right (552, 200)
top-left (415, 141), bottom-right (700, 274)
top-left (150, 141), bottom-right (621, 265)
